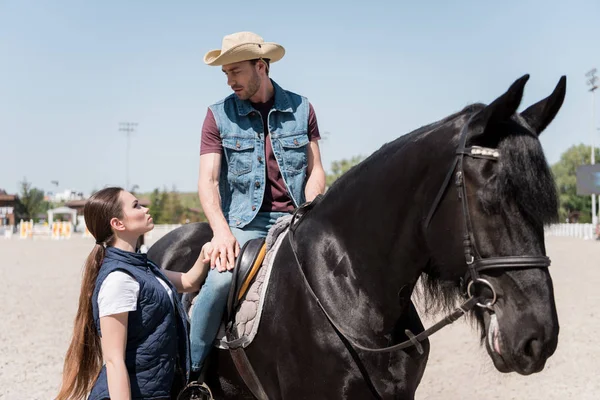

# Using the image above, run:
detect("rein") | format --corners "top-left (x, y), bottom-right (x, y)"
top-left (287, 219), bottom-right (481, 355)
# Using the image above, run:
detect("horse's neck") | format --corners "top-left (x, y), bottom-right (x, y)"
top-left (296, 129), bottom-right (458, 338)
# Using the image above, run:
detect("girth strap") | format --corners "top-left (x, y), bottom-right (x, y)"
top-left (228, 347), bottom-right (270, 400)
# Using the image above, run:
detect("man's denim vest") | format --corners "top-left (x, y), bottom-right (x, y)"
top-left (209, 79), bottom-right (309, 229)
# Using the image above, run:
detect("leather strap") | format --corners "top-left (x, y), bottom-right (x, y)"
top-left (472, 256), bottom-right (551, 271)
top-left (229, 347), bottom-right (270, 400)
top-left (425, 157), bottom-right (459, 229)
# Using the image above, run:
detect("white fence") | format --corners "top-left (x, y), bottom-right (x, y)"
top-left (144, 224), bottom-right (183, 247)
top-left (545, 224), bottom-right (596, 240)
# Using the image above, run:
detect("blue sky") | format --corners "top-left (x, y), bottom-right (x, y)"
top-left (1, 0), bottom-right (599, 195)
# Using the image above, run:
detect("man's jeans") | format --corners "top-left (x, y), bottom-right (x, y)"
top-left (189, 211), bottom-right (289, 372)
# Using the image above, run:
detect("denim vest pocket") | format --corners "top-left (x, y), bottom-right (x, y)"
top-left (222, 137), bottom-right (254, 176)
top-left (278, 133), bottom-right (309, 174)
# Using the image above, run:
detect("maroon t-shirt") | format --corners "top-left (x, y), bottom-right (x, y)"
top-left (200, 98), bottom-right (321, 213)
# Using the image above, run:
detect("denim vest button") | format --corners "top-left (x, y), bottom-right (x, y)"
top-left (294, 139), bottom-right (299, 145)
top-left (252, 205), bottom-right (256, 211)
top-left (255, 181), bottom-right (260, 188)
top-left (236, 141), bottom-right (241, 149)
top-left (257, 156), bottom-right (263, 162)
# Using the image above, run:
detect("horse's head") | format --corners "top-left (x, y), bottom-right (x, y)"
top-left (423, 74), bottom-right (565, 375)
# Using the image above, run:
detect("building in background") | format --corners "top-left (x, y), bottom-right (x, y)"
top-left (0, 191), bottom-right (20, 226)
top-left (45, 189), bottom-right (86, 203)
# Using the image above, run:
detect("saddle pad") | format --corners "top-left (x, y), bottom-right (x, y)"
top-left (215, 214), bottom-right (292, 349)
top-left (184, 214), bottom-right (293, 349)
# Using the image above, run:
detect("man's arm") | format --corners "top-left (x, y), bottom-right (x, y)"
top-left (198, 153), bottom-right (240, 271)
top-left (304, 103), bottom-right (326, 201)
top-left (305, 140), bottom-right (326, 201)
top-left (198, 108), bottom-right (239, 271)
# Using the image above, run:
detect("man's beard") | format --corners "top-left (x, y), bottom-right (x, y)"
top-left (237, 71), bottom-right (261, 101)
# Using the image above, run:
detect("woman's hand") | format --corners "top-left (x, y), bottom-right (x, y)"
top-left (165, 242), bottom-right (214, 293)
top-left (199, 242), bottom-right (214, 265)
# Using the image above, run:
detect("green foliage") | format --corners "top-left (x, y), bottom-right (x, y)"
top-left (148, 188), bottom-right (167, 224)
top-left (326, 155), bottom-right (366, 187)
top-left (142, 188), bottom-right (206, 224)
top-left (162, 187), bottom-right (185, 224)
top-left (551, 144), bottom-right (600, 223)
top-left (17, 178), bottom-right (49, 220)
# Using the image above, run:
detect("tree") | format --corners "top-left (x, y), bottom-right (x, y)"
top-left (162, 186), bottom-right (185, 224)
top-left (551, 144), bottom-right (600, 223)
top-left (17, 178), bottom-right (49, 220)
top-left (148, 188), bottom-right (166, 224)
top-left (326, 155), bottom-right (366, 187)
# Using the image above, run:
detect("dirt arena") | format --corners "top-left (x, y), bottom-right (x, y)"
top-left (0, 234), bottom-right (597, 399)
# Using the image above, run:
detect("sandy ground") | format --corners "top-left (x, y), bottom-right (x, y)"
top-left (0, 234), bottom-right (598, 399)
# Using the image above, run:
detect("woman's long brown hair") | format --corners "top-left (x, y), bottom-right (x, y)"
top-left (56, 187), bottom-right (124, 400)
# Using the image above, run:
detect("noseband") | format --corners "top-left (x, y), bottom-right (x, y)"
top-left (424, 116), bottom-right (551, 308)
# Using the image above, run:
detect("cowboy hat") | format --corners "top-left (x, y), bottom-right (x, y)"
top-left (204, 31), bottom-right (285, 66)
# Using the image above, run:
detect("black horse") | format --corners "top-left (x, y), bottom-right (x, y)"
top-left (148, 74), bottom-right (566, 399)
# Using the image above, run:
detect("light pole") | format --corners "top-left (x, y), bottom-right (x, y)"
top-left (586, 69), bottom-right (598, 225)
top-left (119, 122), bottom-right (138, 191)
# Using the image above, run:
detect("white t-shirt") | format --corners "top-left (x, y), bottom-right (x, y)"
top-left (98, 270), bottom-right (174, 318)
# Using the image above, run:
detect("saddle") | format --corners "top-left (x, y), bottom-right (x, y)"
top-left (225, 237), bottom-right (267, 324)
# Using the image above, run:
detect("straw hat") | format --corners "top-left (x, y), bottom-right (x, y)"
top-left (204, 31), bottom-right (285, 66)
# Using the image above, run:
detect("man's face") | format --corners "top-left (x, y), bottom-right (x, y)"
top-left (222, 61), bottom-right (261, 101)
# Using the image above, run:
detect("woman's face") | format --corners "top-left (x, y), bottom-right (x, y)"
top-left (117, 190), bottom-right (154, 237)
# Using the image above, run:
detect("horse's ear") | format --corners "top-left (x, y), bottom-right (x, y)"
top-left (466, 75), bottom-right (528, 141)
top-left (475, 74), bottom-right (529, 128)
top-left (520, 76), bottom-right (567, 136)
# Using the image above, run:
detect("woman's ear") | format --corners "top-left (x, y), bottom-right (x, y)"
top-left (110, 217), bottom-right (126, 232)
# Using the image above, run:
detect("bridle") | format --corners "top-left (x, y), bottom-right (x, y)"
top-left (284, 115), bottom-right (551, 399)
top-left (423, 115), bottom-right (551, 309)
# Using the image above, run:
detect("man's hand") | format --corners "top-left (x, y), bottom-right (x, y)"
top-left (198, 152), bottom-right (240, 273)
top-left (206, 229), bottom-right (240, 272)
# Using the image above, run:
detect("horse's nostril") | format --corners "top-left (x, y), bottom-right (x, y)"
top-left (523, 337), bottom-right (543, 359)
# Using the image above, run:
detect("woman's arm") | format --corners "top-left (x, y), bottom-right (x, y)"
top-left (100, 312), bottom-right (131, 400)
top-left (163, 243), bottom-right (212, 293)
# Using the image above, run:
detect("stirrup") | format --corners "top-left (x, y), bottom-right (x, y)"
top-left (177, 381), bottom-right (214, 400)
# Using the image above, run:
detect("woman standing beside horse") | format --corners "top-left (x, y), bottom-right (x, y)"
top-left (56, 187), bottom-right (211, 400)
